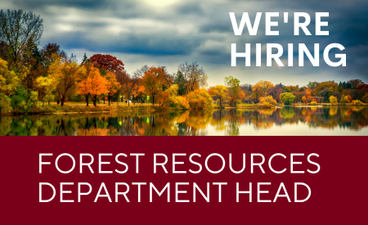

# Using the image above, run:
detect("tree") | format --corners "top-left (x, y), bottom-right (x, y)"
top-left (302, 96), bottom-right (307, 104)
top-left (105, 71), bottom-right (121, 105)
top-left (362, 93), bottom-right (368, 103)
top-left (166, 84), bottom-right (189, 109)
top-left (36, 76), bottom-right (54, 105)
top-left (0, 58), bottom-right (18, 113)
top-left (208, 85), bottom-right (227, 108)
top-left (348, 79), bottom-right (364, 89)
top-left (81, 53), bottom-right (90, 66)
top-left (0, 58), bottom-right (19, 96)
top-left (280, 92), bottom-right (295, 105)
top-left (187, 89), bottom-right (213, 110)
top-left (120, 73), bottom-right (138, 106)
top-left (318, 87), bottom-right (333, 102)
top-left (0, 9), bottom-right (43, 70)
top-left (267, 83), bottom-right (284, 102)
top-left (40, 43), bottom-right (67, 67)
top-left (90, 54), bottom-right (124, 73)
top-left (134, 86), bottom-right (146, 103)
top-left (177, 62), bottom-right (207, 93)
top-left (252, 80), bottom-right (274, 102)
top-left (174, 71), bottom-right (187, 95)
top-left (329, 95), bottom-right (338, 104)
top-left (141, 67), bottom-right (172, 105)
top-left (314, 81), bottom-right (338, 94)
top-left (225, 76), bottom-right (244, 107)
top-left (76, 63), bottom-right (108, 107)
top-left (48, 57), bottom-right (79, 106)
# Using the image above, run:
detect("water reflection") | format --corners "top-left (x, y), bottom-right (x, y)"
top-left (0, 106), bottom-right (367, 136)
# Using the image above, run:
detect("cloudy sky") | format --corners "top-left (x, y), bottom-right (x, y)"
top-left (3, 0), bottom-right (368, 86)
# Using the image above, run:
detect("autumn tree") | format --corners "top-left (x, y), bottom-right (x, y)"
top-left (0, 9), bottom-right (43, 70)
top-left (187, 89), bottom-right (213, 110)
top-left (225, 76), bottom-right (245, 107)
top-left (36, 76), bottom-right (54, 105)
top-left (267, 83), bottom-right (284, 103)
top-left (48, 57), bottom-right (79, 106)
top-left (252, 81), bottom-right (274, 103)
top-left (0, 58), bottom-right (19, 113)
top-left (348, 79), bottom-right (364, 89)
top-left (141, 67), bottom-right (172, 105)
top-left (329, 95), bottom-right (338, 104)
top-left (40, 43), bottom-right (67, 67)
top-left (134, 86), bottom-right (146, 103)
top-left (177, 62), bottom-right (207, 94)
top-left (208, 85), bottom-right (227, 108)
top-left (76, 62), bottom-right (108, 107)
top-left (302, 96), bottom-right (307, 104)
top-left (90, 54), bottom-right (125, 73)
top-left (121, 74), bottom-right (138, 106)
top-left (105, 71), bottom-right (121, 105)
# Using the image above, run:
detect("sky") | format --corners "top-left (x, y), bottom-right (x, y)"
top-left (2, 0), bottom-right (368, 87)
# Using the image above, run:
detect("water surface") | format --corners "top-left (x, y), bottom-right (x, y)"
top-left (1, 106), bottom-right (367, 136)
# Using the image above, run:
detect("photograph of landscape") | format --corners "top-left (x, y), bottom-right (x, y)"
top-left (0, 0), bottom-right (367, 136)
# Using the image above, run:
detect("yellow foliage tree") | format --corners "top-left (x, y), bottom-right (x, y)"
top-left (187, 89), bottom-right (213, 110)
top-left (46, 56), bottom-right (79, 106)
top-left (208, 85), bottom-right (227, 108)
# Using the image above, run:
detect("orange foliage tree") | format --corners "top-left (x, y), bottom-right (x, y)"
top-left (140, 67), bottom-right (172, 105)
top-left (252, 80), bottom-right (274, 102)
top-left (105, 71), bottom-right (121, 105)
top-left (76, 63), bottom-right (108, 106)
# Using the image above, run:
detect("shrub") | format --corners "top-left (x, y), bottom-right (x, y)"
top-left (311, 101), bottom-right (318, 105)
top-left (257, 102), bottom-right (273, 108)
top-left (280, 92), bottom-right (295, 105)
top-left (169, 96), bottom-right (190, 110)
top-left (0, 93), bottom-right (12, 114)
top-left (259, 96), bottom-right (277, 105)
top-left (187, 89), bottom-right (213, 110)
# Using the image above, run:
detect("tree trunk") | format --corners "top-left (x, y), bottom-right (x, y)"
top-left (152, 96), bottom-right (155, 105)
top-left (108, 96), bottom-right (111, 106)
top-left (86, 94), bottom-right (89, 107)
top-left (60, 96), bottom-right (65, 107)
top-left (93, 96), bottom-right (97, 107)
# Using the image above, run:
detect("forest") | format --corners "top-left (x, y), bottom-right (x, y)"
top-left (0, 9), bottom-right (367, 115)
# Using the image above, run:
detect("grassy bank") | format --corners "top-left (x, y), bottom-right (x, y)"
top-left (6, 102), bottom-right (162, 116)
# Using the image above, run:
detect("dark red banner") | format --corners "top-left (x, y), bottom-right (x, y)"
top-left (0, 137), bottom-right (366, 224)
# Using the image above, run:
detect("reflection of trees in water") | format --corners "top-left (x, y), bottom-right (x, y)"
top-left (0, 106), bottom-right (368, 136)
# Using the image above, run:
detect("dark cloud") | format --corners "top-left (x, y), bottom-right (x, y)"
top-left (1, 0), bottom-right (367, 84)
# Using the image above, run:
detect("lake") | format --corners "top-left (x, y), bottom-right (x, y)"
top-left (0, 106), bottom-right (367, 136)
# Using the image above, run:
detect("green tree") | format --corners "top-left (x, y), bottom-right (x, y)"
top-left (280, 92), bottom-right (295, 105)
top-left (225, 76), bottom-right (244, 107)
